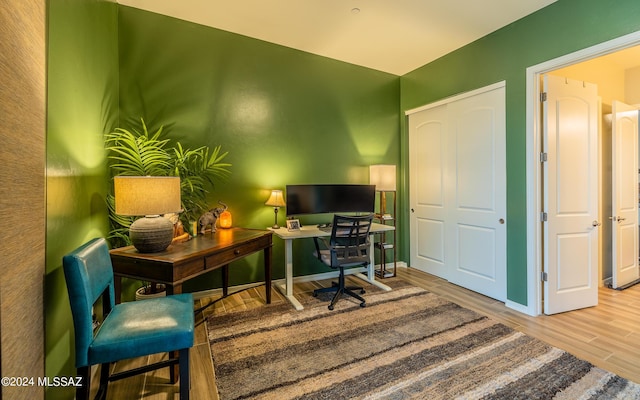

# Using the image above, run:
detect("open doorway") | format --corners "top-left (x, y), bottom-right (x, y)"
top-left (527, 31), bottom-right (640, 316)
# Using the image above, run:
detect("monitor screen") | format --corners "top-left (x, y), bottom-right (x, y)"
top-left (285, 184), bottom-right (375, 216)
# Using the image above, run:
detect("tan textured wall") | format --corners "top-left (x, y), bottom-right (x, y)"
top-left (0, 0), bottom-right (46, 398)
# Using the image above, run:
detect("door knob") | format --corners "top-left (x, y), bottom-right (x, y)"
top-left (617, 216), bottom-right (627, 222)
top-left (499, 218), bottom-right (505, 224)
top-left (592, 220), bottom-right (601, 227)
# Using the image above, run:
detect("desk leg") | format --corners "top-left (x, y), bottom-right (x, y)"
top-left (352, 238), bottom-right (392, 292)
top-left (274, 238), bottom-right (304, 310)
top-left (264, 245), bottom-right (272, 304)
top-left (166, 284), bottom-right (181, 295)
top-left (222, 264), bottom-right (229, 297)
top-left (285, 239), bottom-right (293, 297)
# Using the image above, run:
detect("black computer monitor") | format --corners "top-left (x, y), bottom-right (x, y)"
top-left (285, 184), bottom-right (375, 217)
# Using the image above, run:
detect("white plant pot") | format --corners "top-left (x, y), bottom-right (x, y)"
top-left (135, 284), bottom-right (166, 301)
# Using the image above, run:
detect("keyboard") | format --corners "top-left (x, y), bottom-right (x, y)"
top-left (317, 223), bottom-right (332, 232)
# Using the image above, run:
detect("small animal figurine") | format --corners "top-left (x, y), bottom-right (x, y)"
top-left (198, 201), bottom-right (228, 234)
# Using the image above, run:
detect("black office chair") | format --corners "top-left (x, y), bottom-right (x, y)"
top-left (312, 214), bottom-right (373, 310)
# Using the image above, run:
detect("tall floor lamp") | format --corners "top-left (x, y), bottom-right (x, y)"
top-left (265, 189), bottom-right (286, 229)
top-left (369, 164), bottom-right (396, 214)
top-left (370, 165), bottom-right (397, 278)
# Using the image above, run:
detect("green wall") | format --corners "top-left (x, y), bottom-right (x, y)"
top-left (117, 7), bottom-right (401, 290)
top-left (45, 4), bottom-right (399, 397)
top-left (46, 0), bottom-right (118, 398)
top-left (400, 0), bottom-right (640, 305)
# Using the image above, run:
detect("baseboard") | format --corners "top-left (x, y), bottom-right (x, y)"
top-left (505, 299), bottom-right (536, 316)
top-left (612, 278), bottom-right (640, 291)
top-left (192, 261), bottom-right (408, 300)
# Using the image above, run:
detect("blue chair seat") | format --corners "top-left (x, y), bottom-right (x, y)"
top-left (89, 294), bottom-right (194, 365)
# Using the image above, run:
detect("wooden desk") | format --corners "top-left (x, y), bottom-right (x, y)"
top-left (110, 227), bottom-right (273, 303)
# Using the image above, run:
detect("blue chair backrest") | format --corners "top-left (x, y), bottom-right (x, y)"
top-left (62, 237), bottom-right (115, 367)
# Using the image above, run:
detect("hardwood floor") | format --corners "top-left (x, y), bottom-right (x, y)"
top-left (400, 268), bottom-right (640, 384)
top-left (96, 267), bottom-right (640, 398)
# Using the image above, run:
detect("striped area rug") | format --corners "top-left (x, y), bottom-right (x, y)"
top-left (206, 282), bottom-right (640, 400)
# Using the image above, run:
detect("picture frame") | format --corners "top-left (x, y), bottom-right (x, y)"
top-left (286, 219), bottom-right (301, 231)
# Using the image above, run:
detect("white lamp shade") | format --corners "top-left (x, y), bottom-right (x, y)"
top-left (265, 189), bottom-right (286, 207)
top-left (114, 176), bottom-right (182, 216)
top-left (369, 165), bottom-right (396, 191)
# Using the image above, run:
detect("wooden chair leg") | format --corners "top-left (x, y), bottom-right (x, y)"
top-left (76, 366), bottom-right (90, 400)
top-left (95, 362), bottom-right (110, 400)
top-left (179, 348), bottom-right (190, 400)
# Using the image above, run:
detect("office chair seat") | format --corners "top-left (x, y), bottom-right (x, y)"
top-left (63, 238), bottom-right (194, 400)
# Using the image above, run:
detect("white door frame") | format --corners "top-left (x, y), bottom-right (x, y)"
top-left (525, 30), bottom-right (640, 316)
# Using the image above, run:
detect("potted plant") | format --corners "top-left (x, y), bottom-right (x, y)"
top-left (105, 118), bottom-right (231, 295)
top-left (135, 282), bottom-right (167, 300)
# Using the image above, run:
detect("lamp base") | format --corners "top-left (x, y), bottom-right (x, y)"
top-left (272, 207), bottom-right (280, 230)
top-left (129, 215), bottom-right (174, 253)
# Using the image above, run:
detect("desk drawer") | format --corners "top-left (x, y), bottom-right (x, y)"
top-left (175, 259), bottom-right (207, 281)
top-left (205, 245), bottom-right (255, 269)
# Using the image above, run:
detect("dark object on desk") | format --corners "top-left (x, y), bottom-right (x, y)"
top-left (312, 214), bottom-right (373, 310)
top-left (110, 227), bottom-right (273, 304)
top-left (63, 238), bottom-right (194, 400)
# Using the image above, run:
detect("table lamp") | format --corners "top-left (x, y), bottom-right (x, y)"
top-left (369, 164), bottom-right (396, 215)
top-left (114, 176), bottom-right (182, 253)
top-left (265, 189), bottom-right (286, 229)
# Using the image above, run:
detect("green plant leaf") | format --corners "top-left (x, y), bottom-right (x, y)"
top-left (104, 118), bottom-right (232, 247)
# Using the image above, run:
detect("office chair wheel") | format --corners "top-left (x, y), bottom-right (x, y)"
top-left (360, 302), bottom-right (366, 308)
top-left (360, 289), bottom-right (366, 294)
top-left (328, 305), bottom-right (334, 311)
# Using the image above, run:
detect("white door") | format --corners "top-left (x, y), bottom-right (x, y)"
top-left (611, 101), bottom-right (639, 288)
top-left (447, 88), bottom-right (506, 301)
top-left (409, 83), bottom-right (506, 301)
top-left (409, 104), bottom-right (449, 279)
top-left (543, 74), bottom-right (599, 314)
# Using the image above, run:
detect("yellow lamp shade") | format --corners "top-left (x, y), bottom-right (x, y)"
top-left (219, 210), bottom-right (232, 228)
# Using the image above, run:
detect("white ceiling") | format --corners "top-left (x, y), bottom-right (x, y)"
top-left (116, 0), bottom-right (557, 75)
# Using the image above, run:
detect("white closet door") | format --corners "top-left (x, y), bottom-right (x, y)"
top-left (446, 87), bottom-right (506, 301)
top-left (409, 104), bottom-right (449, 279)
top-left (408, 83), bottom-right (506, 301)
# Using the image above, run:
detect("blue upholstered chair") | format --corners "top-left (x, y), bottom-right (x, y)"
top-left (313, 214), bottom-right (373, 310)
top-left (63, 238), bottom-right (194, 400)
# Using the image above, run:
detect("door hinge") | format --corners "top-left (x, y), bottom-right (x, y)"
top-left (540, 92), bottom-right (547, 102)
top-left (540, 212), bottom-right (548, 222)
top-left (541, 272), bottom-right (548, 282)
top-left (540, 152), bottom-right (548, 162)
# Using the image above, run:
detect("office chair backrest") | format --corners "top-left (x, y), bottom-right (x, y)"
top-left (62, 237), bottom-right (116, 367)
top-left (329, 214), bottom-right (373, 267)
